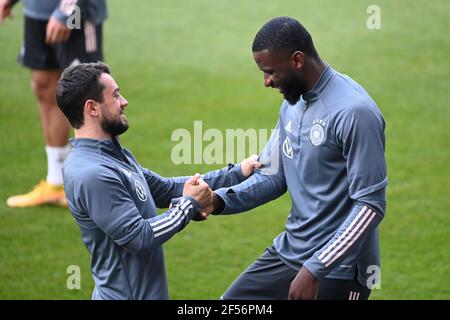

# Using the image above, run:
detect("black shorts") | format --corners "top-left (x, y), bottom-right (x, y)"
top-left (19, 16), bottom-right (103, 70)
top-left (222, 246), bottom-right (372, 300)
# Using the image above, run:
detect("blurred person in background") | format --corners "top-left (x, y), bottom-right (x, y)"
top-left (0, 0), bottom-right (107, 208)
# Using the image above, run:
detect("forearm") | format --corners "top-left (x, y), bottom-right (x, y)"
top-left (81, 170), bottom-right (202, 257)
top-left (303, 190), bottom-right (385, 279)
top-left (168, 163), bottom-right (246, 198)
top-left (213, 170), bottom-right (287, 215)
top-left (201, 163), bottom-right (246, 190)
top-left (144, 163), bottom-right (246, 208)
top-left (143, 168), bottom-right (185, 208)
top-left (121, 197), bottom-right (200, 255)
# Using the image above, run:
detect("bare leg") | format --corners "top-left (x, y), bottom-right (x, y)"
top-left (6, 70), bottom-right (70, 207)
top-left (31, 70), bottom-right (70, 146)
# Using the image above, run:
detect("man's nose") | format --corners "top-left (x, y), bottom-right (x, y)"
top-left (120, 95), bottom-right (128, 107)
top-left (264, 74), bottom-right (272, 87)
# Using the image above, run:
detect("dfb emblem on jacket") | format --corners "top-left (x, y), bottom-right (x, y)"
top-left (310, 119), bottom-right (327, 146)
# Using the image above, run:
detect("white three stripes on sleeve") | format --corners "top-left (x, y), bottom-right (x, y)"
top-left (317, 206), bottom-right (377, 268)
top-left (151, 200), bottom-right (190, 229)
top-left (150, 199), bottom-right (193, 238)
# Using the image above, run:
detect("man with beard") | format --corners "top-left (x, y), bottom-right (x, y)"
top-left (207, 17), bottom-right (387, 300)
top-left (56, 62), bottom-right (261, 299)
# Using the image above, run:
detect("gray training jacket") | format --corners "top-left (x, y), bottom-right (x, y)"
top-left (63, 137), bottom-right (246, 299)
top-left (215, 65), bottom-right (387, 288)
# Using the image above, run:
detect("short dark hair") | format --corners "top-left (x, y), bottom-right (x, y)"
top-left (56, 62), bottom-right (111, 129)
top-left (252, 16), bottom-right (318, 58)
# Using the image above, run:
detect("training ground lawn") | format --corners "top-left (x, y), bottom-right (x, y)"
top-left (0, 0), bottom-right (448, 299)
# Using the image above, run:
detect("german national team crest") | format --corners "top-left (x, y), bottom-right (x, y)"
top-left (310, 119), bottom-right (326, 146)
top-left (134, 180), bottom-right (147, 202)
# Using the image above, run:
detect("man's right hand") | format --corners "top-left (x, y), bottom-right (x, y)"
top-left (200, 192), bottom-right (224, 216)
top-left (0, 0), bottom-right (13, 25)
top-left (45, 16), bottom-right (71, 44)
top-left (183, 173), bottom-right (213, 209)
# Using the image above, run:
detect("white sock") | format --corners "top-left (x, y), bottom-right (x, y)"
top-left (45, 145), bottom-right (71, 186)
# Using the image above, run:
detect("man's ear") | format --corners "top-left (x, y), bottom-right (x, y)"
top-left (85, 99), bottom-right (99, 117)
top-left (291, 51), bottom-right (305, 70)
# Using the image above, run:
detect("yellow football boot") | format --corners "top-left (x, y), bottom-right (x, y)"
top-left (6, 180), bottom-right (68, 208)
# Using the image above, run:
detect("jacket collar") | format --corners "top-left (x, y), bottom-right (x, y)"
top-left (70, 136), bottom-right (126, 160)
top-left (302, 64), bottom-right (334, 105)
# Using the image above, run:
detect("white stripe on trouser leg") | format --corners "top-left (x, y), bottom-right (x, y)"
top-left (84, 22), bottom-right (91, 52)
top-left (89, 22), bottom-right (95, 52)
top-left (84, 21), bottom-right (97, 53)
top-left (90, 23), bottom-right (97, 52)
top-left (318, 206), bottom-right (368, 262)
top-left (349, 291), bottom-right (360, 300)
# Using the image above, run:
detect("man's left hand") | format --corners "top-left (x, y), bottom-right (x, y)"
top-left (240, 154), bottom-right (262, 178)
top-left (288, 266), bottom-right (319, 300)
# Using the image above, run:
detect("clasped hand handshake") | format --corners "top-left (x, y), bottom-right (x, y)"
top-left (182, 155), bottom-right (261, 221)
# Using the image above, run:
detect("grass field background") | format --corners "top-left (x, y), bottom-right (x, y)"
top-left (0, 0), bottom-right (448, 299)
